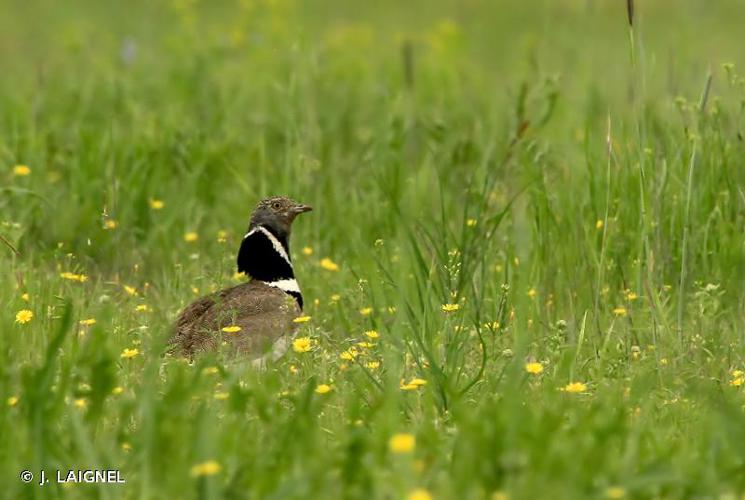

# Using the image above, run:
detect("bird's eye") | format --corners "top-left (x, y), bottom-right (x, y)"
top-left (272, 202), bottom-right (282, 210)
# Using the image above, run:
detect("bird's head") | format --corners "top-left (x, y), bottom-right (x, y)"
top-left (249, 196), bottom-right (312, 239)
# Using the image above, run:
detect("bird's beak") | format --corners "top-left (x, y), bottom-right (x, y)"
top-left (291, 203), bottom-right (313, 214)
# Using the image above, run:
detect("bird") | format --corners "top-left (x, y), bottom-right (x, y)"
top-left (168, 196), bottom-right (312, 366)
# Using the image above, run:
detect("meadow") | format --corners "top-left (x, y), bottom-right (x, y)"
top-left (2, 0), bottom-right (745, 498)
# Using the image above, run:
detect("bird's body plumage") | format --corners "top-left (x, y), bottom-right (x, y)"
top-left (170, 280), bottom-right (301, 362)
top-left (168, 196), bottom-right (311, 365)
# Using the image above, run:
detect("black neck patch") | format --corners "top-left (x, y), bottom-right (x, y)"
top-left (236, 226), bottom-right (304, 309)
top-left (237, 228), bottom-right (295, 282)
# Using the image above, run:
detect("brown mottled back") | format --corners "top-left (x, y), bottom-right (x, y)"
top-left (168, 281), bottom-right (301, 362)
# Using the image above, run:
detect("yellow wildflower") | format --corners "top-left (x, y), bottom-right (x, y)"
top-left (596, 219), bottom-right (604, 230)
top-left (315, 384), bottom-right (332, 394)
top-left (357, 307), bottom-right (372, 316)
top-left (221, 325), bottom-right (241, 333)
top-left (13, 165), bottom-right (31, 176)
top-left (7, 396), bottom-right (19, 407)
top-left (731, 377), bottom-right (744, 387)
top-left (364, 330), bottom-right (379, 339)
top-left (320, 258), bottom-right (339, 271)
top-left (60, 272), bottom-right (88, 282)
top-left (441, 303), bottom-right (460, 313)
top-left (330, 294), bottom-right (341, 302)
top-left (103, 219), bottom-right (117, 230)
top-left (232, 271), bottom-right (246, 281)
top-left (80, 318), bottom-right (96, 326)
top-left (527, 288), bottom-right (537, 299)
top-left (190, 460), bottom-right (221, 477)
top-left (400, 378), bottom-right (427, 390)
top-left (112, 387), bottom-right (124, 395)
top-left (466, 218), bottom-right (477, 227)
top-left (612, 307), bottom-right (627, 317)
top-left (202, 367), bottom-right (219, 375)
top-left (73, 398), bottom-right (88, 409)
top-left (389, 433), bottom-right (415, 454)
top-left (605, 486), bottom-right (627, 499)
top-left (216, 230), bottom-right (227, 243)
top-left (293, 315), bottom-right (311, 323)
top-left (15, 309), bottom-right (33, 324)
top-left (302, 246), bottom-right (314, 256)
top-left (525, 362), bottom-right (544, 375)
top-left (561, 382), bottom-right (588, 393)
top-left (135, 304), bottom-right (150, 312)
top-left (292, 337), bottom-right (312, 353)
top-left (120, 348), bottom-right (139, 359)
top-left (214, 392), bottom-right (229, 400)
top-left (21, 293), bottom-right (29, 301)
top-left (149, 199), bottom-right (165, 210)
top-left (184, 232), bottom-right (198, 242)
top-left (626, 291), bottom-right (638, 301)
top-left (123, 285), bottom-right (137, 296)
top-left (365, 361), bottom-right (380, 369)
top-left (407, 489), bottom-right (433, 500)
top-left (339, 348), bottom-right (359, 361)
top-left (121, 442), bottom-right (132, 452)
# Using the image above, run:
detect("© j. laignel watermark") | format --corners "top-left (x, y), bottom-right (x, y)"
top-left (20, 469), bottom-right (125, 486)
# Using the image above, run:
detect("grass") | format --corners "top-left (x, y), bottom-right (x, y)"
top-left (2, 0), bottom-right (745, 498)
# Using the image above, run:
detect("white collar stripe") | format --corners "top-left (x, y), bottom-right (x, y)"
top-left (266, 278), bottom-right (301, 294)
top-left (244, 226), bottom-right (292, 266)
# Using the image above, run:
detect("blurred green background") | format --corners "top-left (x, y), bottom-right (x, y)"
top-left (2, 0), bottom-right (745, 498)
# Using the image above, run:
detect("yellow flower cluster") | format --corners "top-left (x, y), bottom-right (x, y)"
top-left (60, 272), bottom-right (88, 282)
top-left (441, 303), bottom-right (459, 312)
top-left (15, 309), bottom-right (33, 324)
top-left (561, 382), bottom-right (587, 393)
top-left (407, 489), bottom-right (433, 500)
top-left (389, 433), bottom-right (415, 454)
top-left (320, 258), bottom-right (339, 271)
top-left (13, 165), bottom-right (31, 176)
top-left (400, 378), bottom-right (427, 391)
top-left (315, 384), bottom-right (332, 394)
top-left (120, 348), bottom-right (139, 359)
top-left (190, 460), bottom-right (221, 477)
top-left (525, 362), bottom-right (543, 375)
top-left (292, 337), bottom-right (312, 353)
